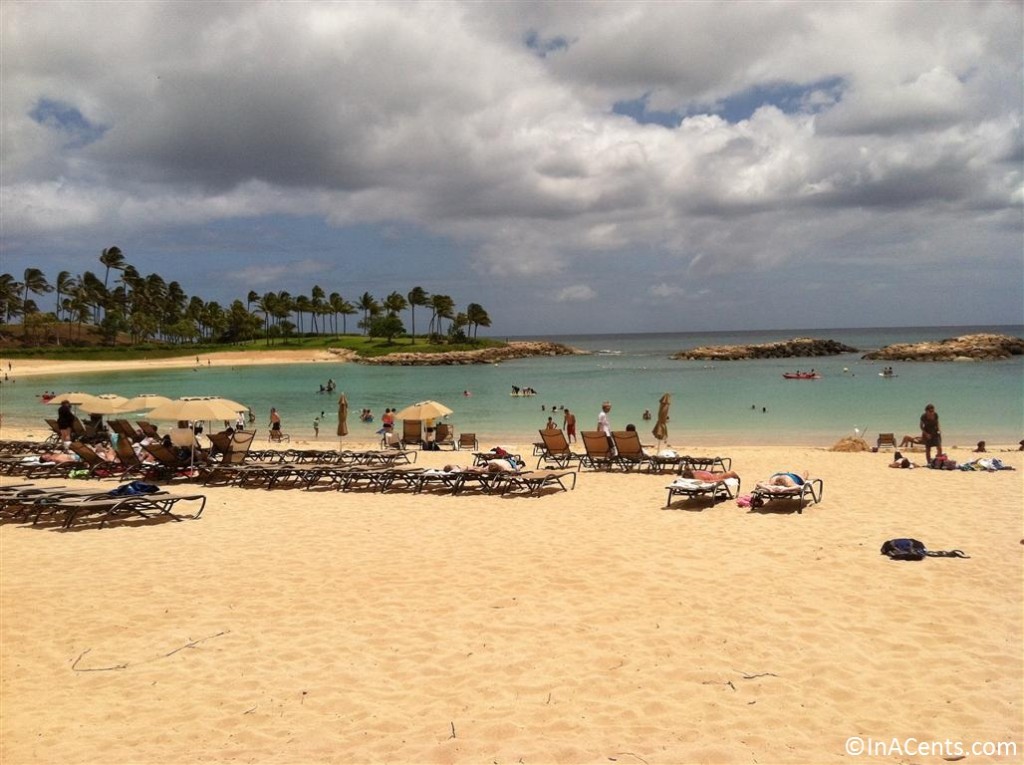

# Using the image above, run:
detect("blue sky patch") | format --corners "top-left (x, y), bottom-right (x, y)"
top-left (524, 30), bottom-right (571, 58)
top-left (614, 76), bottom-right (846, 127)
top-left (29, 98), bottom-right (108, 148)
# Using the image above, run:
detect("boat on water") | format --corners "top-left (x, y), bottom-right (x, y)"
top-left (509, 391), bottom-right (537, 397)
top-left (783, 372), bottom-right (822, 380)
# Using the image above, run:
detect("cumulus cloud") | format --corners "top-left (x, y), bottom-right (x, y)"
top-left (1, 1), bottom-right (1020, 331)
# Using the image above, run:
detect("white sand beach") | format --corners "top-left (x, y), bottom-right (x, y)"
top-left (1, 425), bottom-right (1021, 764)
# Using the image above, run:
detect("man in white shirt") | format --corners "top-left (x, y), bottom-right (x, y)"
top-left (597, 401), bottom-right (615, 455)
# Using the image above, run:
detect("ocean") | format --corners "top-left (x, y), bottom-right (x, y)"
top-left (3, 325), bottom-right (1022, 447)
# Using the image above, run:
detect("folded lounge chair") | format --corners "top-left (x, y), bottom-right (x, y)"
top-left (876, 433), bottom-right (897, 450)
top-left (750, 474), bottom-right (823, 513)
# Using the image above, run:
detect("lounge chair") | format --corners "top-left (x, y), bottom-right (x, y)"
top-left (677, 454), bottom-right (733, 474)
top-left (665, 476), bottom-right (740, 508)
top-left (750, 475), bottom-right (824, 513)
top-left (457, 433), bottom-right (479, 451)
top-left (137, 421), bottom-right (160, 439)
top-left (611, 431), bottom-right (655, 471)
top-left (401, 420), bottom-right (423, 448)
top-left (876, 433), bottom-right (897, 450)
top-left (68, 443), bottom-right (127, 479)
top-left (498, 469), bottom-right (577, 496)
top-left (108, 419), bottom-right (140, 443)
top-left (580, 431), bottom-right (618, 470)
top-left (434, 423), bottom-right (456, 450)
top-left (536, 429), bottom-right (585, 470)
top-left (269, 427), bottom-right (290, 443)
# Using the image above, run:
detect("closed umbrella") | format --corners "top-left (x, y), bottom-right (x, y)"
top-left (393, 400), bottom-right (453, 421)
top-left (652, 393), bottom-right (671, 443)
top-left (337, 393), bottom-right (349, 438)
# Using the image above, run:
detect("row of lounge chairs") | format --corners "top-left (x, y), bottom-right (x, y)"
top-left (664, 474), bottom-right (824, 512)
top-left (0, 483), bottom-right (206, 529)
top-left (384, 421), bottom-right (478, 451)
top-left (536, 429), bottom-right (732, 474)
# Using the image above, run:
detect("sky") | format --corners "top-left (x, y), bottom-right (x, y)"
top-left (2, 1), bottom-right (1022, 336)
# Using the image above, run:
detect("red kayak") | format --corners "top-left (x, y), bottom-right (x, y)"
top-left (783, 373), bottom-right (821, 380)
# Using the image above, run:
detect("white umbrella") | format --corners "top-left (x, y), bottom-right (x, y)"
top-left (120, 394), bottom-right (173, 412)
top-left (393, 400), bottom-right (453, 421)
top-left (145, 396), bottom-right (248, 422)
top-left (80, 394), bottom-right (129, 415)
top-left (46, 391), bottom-right (95, 406)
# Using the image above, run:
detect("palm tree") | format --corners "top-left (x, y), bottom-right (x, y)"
top-left (310, 285), bottom-right (326, 335)
top-left (339, 299), bottom-right (357, 335)
top-left (21, 268), bottom-right (52, 335)
top-left (0, 273), bottom-right (23, 324)
top-left (407, 286), bottom-right (428, 344)
top-left (466, 303), bottom-right (491, 339)
top-left (384, 291), bottom-right (408, 317)
top-left (357, 292), bottom-right (379, 334)
top-left (294, 295), bottom-right (311, 335)
top-left (246, 290), bottom-right (259, 314)
top-left (98, 246), bottom-right (125, 320)
top-left (54, 271), bottom-right (76, 321)
top-left (429, 293), bottom-right (454, 338)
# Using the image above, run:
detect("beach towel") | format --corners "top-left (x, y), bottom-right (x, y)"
top-left (107, 481), bottom-right (161, 497)
top-left (880, 538), bottom-right (969, 561)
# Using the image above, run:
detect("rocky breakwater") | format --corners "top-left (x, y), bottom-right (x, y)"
top-left (672, 337), bottom-right (858, 361)
top-left (861, 333), bottom-right (1024, 362)
top-left (358, 341), bottom-right (585, 366)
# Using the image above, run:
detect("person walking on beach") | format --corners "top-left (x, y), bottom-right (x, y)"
top-left (313, 415), bottom-right (320, 438)
top-left (269, 407), bottom-right (282, 438)
top-left (919, 403), bottom-right (942, 463)
top-left (597, 401), bottom-right (615, 454)
top-left (563, 409), bottom-right (577, 443)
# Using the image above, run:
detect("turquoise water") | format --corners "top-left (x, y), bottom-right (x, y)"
top-left (2, 325), bottom-right (1021, 447)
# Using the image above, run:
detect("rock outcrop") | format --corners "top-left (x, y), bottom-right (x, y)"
top-left (357, 341), bottom-right (585, 366)
top-left (672, 337), bottom-right (858, 361)
top-left (861, 333), bottom-right (1024, 362)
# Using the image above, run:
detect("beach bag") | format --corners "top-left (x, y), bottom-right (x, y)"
top-left (107, 481), bottom-right (160, 497)
top-left (880, 538), bottom-right (969, 561)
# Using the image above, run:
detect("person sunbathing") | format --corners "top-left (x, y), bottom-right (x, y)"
top-left (889, 452), bottom-right (915, 468)
top-left (680, 468), bottom-right (741, 484)
top-left (766, 471), bottom-right (809, 487)
top-left (899, 434), bottom-right (924, 447)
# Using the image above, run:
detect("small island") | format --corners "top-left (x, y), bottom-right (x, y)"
top-left (672, 337), bottom-right (858, 361)
top-left (356, 341), bottom-right (585, 366)
top-left (861, 333), bottom-right (1024, 362)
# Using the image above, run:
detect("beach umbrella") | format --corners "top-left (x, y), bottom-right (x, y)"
top-left (393, 400), bottom-right (453, 421)
top-left (46, 392), bottom-right (95, 406)
top-left (337, 393), bottom-right (349, 438)
top-left (652, 393), bottom-right (671, 443)
top-left (79, 394), bottom-right (129, 415)
top-left (120, 394), bottom-right (172, 412)
top-left (145, 396), bottom-right (248, 422)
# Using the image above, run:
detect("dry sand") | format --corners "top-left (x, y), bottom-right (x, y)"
top-left (1, 428), bottom-right (1021, 764)
top-left (3, 349), bottom-right (350, 380)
